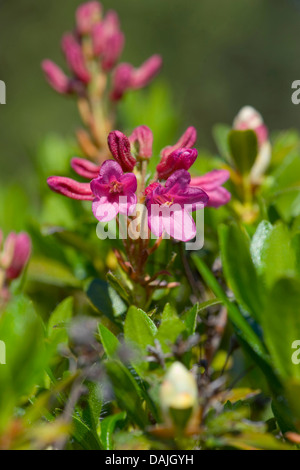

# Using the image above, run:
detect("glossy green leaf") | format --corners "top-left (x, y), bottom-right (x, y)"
top-left (98, 323), bottom-right (120, 358)
top-left (124, 306), bottom-right (157, 353)
top-left (228, 129), bottom-right (258, 174)
top-left (262, 277), bottom-right (300, 381)
top-left (219, 224), bottom-right (263, 321)
top-left (100, 412), bottom-right (126, 450)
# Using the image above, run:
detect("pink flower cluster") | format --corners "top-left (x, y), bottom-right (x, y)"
top-left (48, 126), bottom-right (231, 241)
top-left (0, 231), bottom-right (31, 302)
top-left (42, 1), bottom-right (162, 101)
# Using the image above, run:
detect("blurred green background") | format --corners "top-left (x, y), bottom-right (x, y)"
top-left (1, 0), bottom-right (300, 183)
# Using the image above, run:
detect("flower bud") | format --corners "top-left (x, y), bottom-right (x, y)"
top-left (107, 131), bottom-right (137, 172)
top-left (233, 106), bottom-right (268, 147)
top-left (2, 233), bottom-right (31, 281)
top-left (161, 126), bottom-right (197, 159)
top-left (160, 362), bottom-right (198, 430)
top-left (92, 11), bottom-right (124, 69)
top-left (233, 106), bottom-right (271, 182)
top-left (71, 157), bottom-right (100, 179)
top-left (157, 148), bottom-right (198, 180)
top-left (62, 33), bottom-right (91, 83)
top-left (131, 55), bottom-right (163, 89)
top-left (129, 126), bottom-right (153, 160)
top-left (76, 1), bottom-right (102, 35)
top-left (110, 63), bottom-right (134, 101)
top-left (47, 176), bottom-right (94, 201)
top-left (42, 60), bottom-right (72, 94)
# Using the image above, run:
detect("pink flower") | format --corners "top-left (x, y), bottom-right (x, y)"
top-left (42, 60), bottom-right (73, 94)
top-left (91, 160), bottom-right (137, 222)
top-left (145, 170), bottom-right (208, 242)
top-left (190, 170), bottom-right (231, 208)
top-left (1, 232), bottom-right (32, 280)
top-left (76, 1), bottom-right (102, 35)
top-left (161, 127), bottom-right (197, 160)
top-left (62, 33), bottom-right (91, 83)
top-left (156, 148), bottom-right (198, 180)
top-left (92, 11), bottom-right (124, 70)
top-left (129, 125), bottom-right (153, 160)
top-left (108, 131), bottom-right (137, 172)
top-left (47, 176), bottom-right (94, 201)
top-left (110, 55), bottom-right (162, 101)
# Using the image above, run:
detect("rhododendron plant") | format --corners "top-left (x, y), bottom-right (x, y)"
top-left (2, 0), bottom-right (300, 454)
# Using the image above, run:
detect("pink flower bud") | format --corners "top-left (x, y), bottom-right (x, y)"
top-left (92, 11), bottom-right (124, 69)
top-left (233, 106), bottom-right (271, 182)
top-left (3, 232), bottom-right (31, 280)
top-left (76, 1), bottom-right (102, 35)
top-left (130, 55), bottom-right (162, 89)
top-left (161, 127), bottom-right (197, 159)
top-left (110, 63), bottom-right (133, 101)
top-left (47, 176), bottom-right (94, 200)
top-left (101, 32), bottom-right (125, 71)
top-left (42, 60), bottom-right (73, 94)
top-left (157, 148), bottom-right (198, 180)
top-left (129, 126), bottom-right (153, 159)
top-left (71, 157), bottom-right (100, 179)
top-left (62, 33), bottom-right (91, 83)
top-left (108, 131), bottom-right (137, 172)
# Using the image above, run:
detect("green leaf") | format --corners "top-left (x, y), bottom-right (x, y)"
top-left (219, 224), bottom-right (263, 321)
top-left (250, 221), bottom-right (273, 274)
top-left (107, 272), bottom-right (133, 305)
top-left (258, 222), bottom-right (297, 288)
top-left (72, 415), bottom-right (103, 450)
top-left (48, 297), bottom-right (73, 343)
top-left (192, 255), bottom-right (270, 365)
top-left (98, 323), bottom-right (120, 358)
top-left (124, 306), bottom-right (157, 353)
top-left (182, 304), bottom-right (199, 336)
top-left (28, 257), bottom-right (81, 288)
top-left (212, 124), bottom-right (231, 163)
top-left (156, 304), bottom-right (185, 353)
top-left (0, 296), bottom-right (48, 432)
top-left (228, 129), bottom-right (258, 174)
top-left (262, 278), bottom-right (300, 381)
top-left (80, 382), bottom-right (103, 434)
top-left (86, 279), bottom-right (127, 322)
top-left (105, 360), bottom-right (148, 429)
top-left (100, 412), bottom-right (126, 450)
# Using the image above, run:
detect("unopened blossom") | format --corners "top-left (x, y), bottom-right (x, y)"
top-left (145, 170), bottom-right (208, 242)
top-left (108, 131), bottom-right (137, 172)
top-left (62, 33), bottom-right (91, 83)
top-left (233, 106), bottom-right (271, 182)
top-left (161, 126), bottom-right (197, 160)
top-left (91, 160), bottom-right (137, 222)
top-left (76, 1), bottom-right (102, 35)
top-left (157, 148), bottom-right (198, 180)
top-left (129, 125), bottom-right (153, 160)
top-left (190, 169), bottom-right (231, 208)
top-left (92, 11), bottom-right (124, 70)
top-left (42, 60), bottom-right (73, 94)
top-left (0, 231), bottom-right (31, 281)
top-left (160, 362), bottom-right (198, 416)
top-left (47, 176), bottom-right (94, 201)
top-left (71, 157), bottom-right (100, 179)
top-left (110, 55), bottom-right (162, 101)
